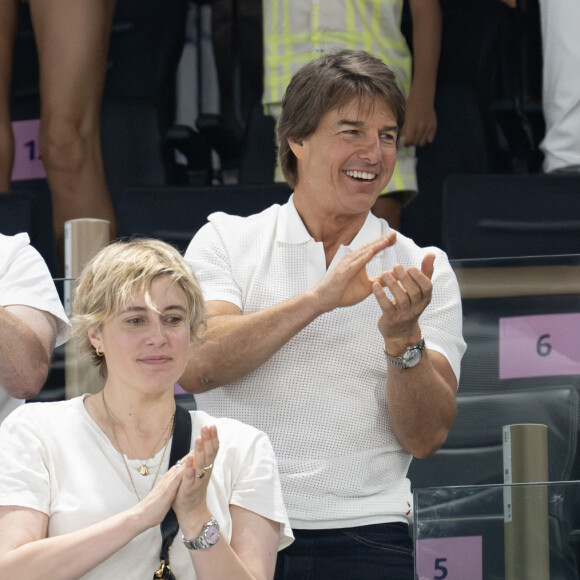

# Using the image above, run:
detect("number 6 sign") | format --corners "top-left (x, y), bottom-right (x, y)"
top-left (499, 313), bottom-right (580, 379)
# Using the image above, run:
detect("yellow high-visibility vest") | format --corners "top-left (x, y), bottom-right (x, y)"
top-left (263, 0), bottom-right (412, 105)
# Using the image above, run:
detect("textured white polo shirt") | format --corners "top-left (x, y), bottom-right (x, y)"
top-left (185, 197), bottom-right (465, 528)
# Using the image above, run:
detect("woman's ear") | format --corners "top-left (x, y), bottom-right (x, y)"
top-left (88, 327), bottom-right (102, 351)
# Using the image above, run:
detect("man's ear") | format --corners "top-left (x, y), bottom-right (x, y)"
top-left (288, 137), bottom-right (304, 160)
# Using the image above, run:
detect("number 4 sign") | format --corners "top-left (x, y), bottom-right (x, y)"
top-left (415, 536), bottom-right (482, 580)
top-left (499, 313), bottom-right (580, 379)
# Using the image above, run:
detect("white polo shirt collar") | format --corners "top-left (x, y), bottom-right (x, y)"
top-left (276, 194), bottom-right (383, 250)
top-left (276, 194), bottom-right (385, 284)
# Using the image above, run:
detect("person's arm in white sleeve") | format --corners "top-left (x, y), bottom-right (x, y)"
top-left (0, 304), bottom-right (58, 399)
top-left (0, 458), bottom-right (185, 579)
top-left (180, 233), bottom-right (397, 393)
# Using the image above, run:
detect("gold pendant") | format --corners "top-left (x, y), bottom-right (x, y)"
top-left (139, 464), bottom-right (149, 476)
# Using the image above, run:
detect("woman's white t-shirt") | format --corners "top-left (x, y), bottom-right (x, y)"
top-left (0, 396), bottom-right (293, 579)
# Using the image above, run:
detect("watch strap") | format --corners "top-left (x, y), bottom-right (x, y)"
top-left (182, 517), bottom-right (220, 550)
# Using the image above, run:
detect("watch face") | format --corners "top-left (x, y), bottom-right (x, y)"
top-left (403, 347), bottom-right (422, 368)
top-left (206, 522), bottom-right (220, 544)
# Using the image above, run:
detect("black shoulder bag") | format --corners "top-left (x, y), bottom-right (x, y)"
top-left (154, 404), bottom-right (192, 580)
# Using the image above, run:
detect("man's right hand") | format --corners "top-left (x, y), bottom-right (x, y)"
top-left (310, 232), bottom-right (397, 312)
top-left (180, 232), bottom-right (398, 392)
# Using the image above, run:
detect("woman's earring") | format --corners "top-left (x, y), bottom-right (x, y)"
top-left (95, 347), bottom-right (104, 358)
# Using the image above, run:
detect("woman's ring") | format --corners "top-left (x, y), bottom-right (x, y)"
top-left (195, 463), bottom-right (214, 479)
top-left (175, 460), bottom-right (182, 468)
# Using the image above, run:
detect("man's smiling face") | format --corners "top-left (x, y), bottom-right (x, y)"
top-left (290, 97), bottom-right (399, 217)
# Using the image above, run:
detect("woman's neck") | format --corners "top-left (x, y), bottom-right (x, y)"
top-left (100, 384), bottom-right (176, 431)
top-left (86, 387), bottom-right (177, 461)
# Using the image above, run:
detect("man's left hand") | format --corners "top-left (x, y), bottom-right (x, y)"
top-left (371, 253), bottom-right (435, 348)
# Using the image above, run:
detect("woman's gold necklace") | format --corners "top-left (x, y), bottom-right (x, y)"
top-left (101, 391), bottom-right (175, 501)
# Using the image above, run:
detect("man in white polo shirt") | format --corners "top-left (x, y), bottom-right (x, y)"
top-left (182, 50), bottom-right (466, 579)
top-left (0, 232), bottom-right (69, 424)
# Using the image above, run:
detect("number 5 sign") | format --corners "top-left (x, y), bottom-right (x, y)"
top-left (415, 536), bottom-right (482, 580)
top-left (499, 313), bottom-right (580, 379)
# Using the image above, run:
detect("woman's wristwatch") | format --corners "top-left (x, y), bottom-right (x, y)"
top-left (182, 517), bottom-right (220, 550)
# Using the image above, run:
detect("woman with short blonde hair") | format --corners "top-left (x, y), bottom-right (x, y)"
top-left (0, 238), bottom-right (293, 579)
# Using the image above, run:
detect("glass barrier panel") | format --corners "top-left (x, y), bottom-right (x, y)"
top-left (414, 481), bottom-right (580, 580)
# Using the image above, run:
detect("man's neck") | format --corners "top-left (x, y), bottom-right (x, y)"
top-left (293, 195), bottom-right (369, 267)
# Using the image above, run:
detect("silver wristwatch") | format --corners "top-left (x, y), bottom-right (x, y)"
top-left (385, 337), bottom-right (425, 370)
top-left (182, 517), bottom-right (220, 550)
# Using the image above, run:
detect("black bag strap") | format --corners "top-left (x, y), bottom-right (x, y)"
top-left (155, 404), bottom-right (192, 579)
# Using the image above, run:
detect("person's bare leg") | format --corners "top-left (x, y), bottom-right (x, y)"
top-left (0, 0), bottom-right (19, 192)
top-left (29, 0), bottom-right (117, 258)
